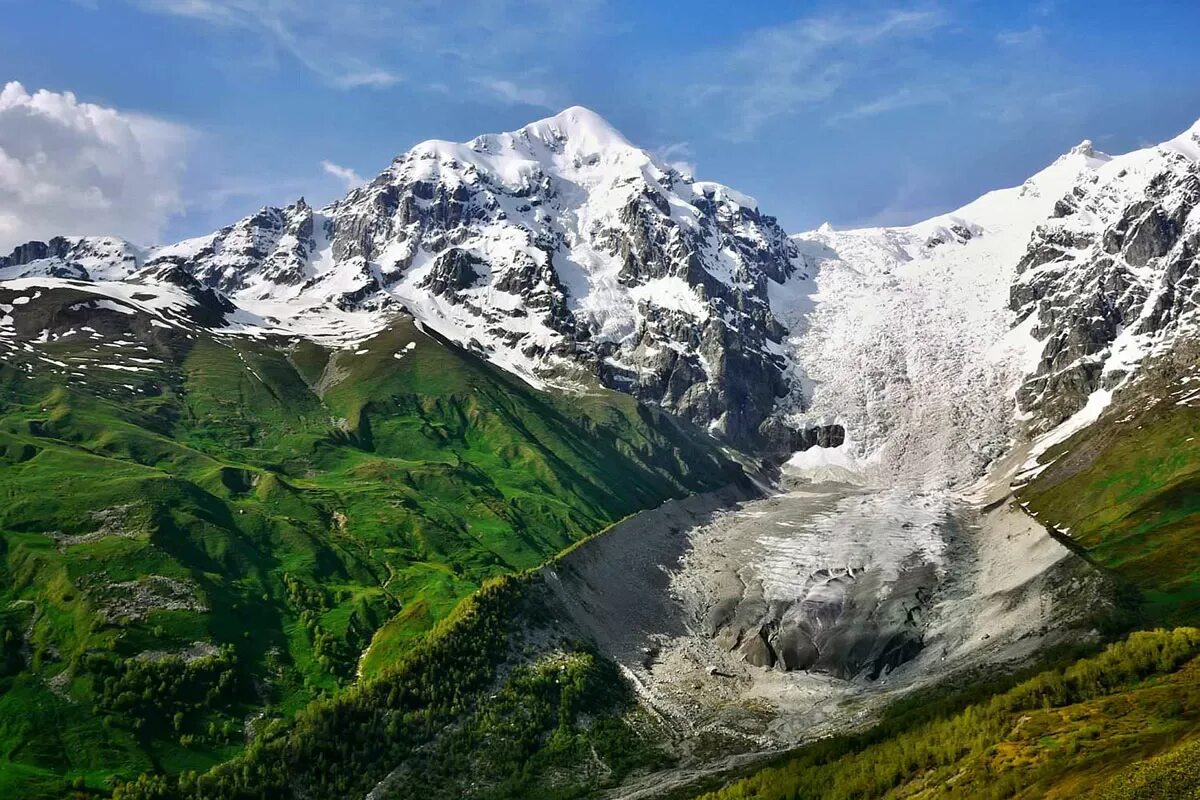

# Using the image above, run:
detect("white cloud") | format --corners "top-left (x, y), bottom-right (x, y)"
top-left (653, 142), bottom-right (696, 176)
top-left (693, 8), bottom-right (947, 140)
top-left (0, 81), bottom-right (189, 252)
top-left (475, 78), bottom-right (556, 109)
top-left (321, 160), bottom-right (365, 191)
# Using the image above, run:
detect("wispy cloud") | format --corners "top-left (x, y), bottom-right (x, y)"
top-left (682, 4), bottom-right (1095, 143)
top-left (692, 7), bottom-right (948, 140)
top-left (132, 0), bottom-right (404, 90)
top-left (826, 86), bottom-right (949, 126)
top-left (996, 26), bottom-right (1045, 47)
top-left (131, 0), bottom-right (598, 101)
top-left (133, 0), bottom-right (236, 22)
top-left (331, 69), bottom-right (401, 90)
top-left (474, 78), bottom-right (556, 109)
top-left (840, 165), bottom-right (948, 228)
top-left (193, 173), bottom-right (313, 214)
top-left (320, 160), bottom-right (365, 191)
top-left (653, 142), bottom-right (696, 176)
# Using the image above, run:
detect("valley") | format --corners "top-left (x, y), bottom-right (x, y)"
top-left (0, 105), bottom-right (1199, 799)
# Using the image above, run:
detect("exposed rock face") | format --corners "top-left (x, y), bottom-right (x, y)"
top-left (418, 248), bottom-right (485, 297)
top-left (291, 108), bottom-right (804, 445)
top-left (1, 237), bottom-right (74, 268)
top-left (716, 571), bottom-right (928, 677)
top-left (138, 198), bottom-right (335, 302)
top-left (791, 424), bottom-right (845, 451)
top-left (0, 236), bottom-right (140, 281)
top-left (1011, 129), bottom-right (1200, 431)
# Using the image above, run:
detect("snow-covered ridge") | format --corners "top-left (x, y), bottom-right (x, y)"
top-left (3, 109), bottom-right (1199, 467)
top-left (780, 118), bottom-right (1200, 489)
top-left (1011, 121), bottom-right (1200, 434)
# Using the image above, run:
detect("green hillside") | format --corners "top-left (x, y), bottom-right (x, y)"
top-left (1015, 345), bottom-right (1200, 624)
top-left (0, 287), bottom-right (745, 797)
top-left (113, 571), bottom-right (673, 800)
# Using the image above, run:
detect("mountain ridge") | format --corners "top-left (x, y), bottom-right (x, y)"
top-left (2, 105), bottom-right (805, 448)
top-left (4, 108), bottom-right (1200, 468)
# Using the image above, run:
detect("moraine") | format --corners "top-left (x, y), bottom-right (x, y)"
top-left (535, 473), bottom-right (1107, 758)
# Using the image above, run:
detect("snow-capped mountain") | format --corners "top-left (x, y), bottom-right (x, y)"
top-left (3, 108), bottom-right (1199, 470)
top-left (0, 107), bottom-right (804, 446)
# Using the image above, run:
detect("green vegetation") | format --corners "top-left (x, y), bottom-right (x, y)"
top-left (0, 288), bottom-right (743, 796)
top-left (86, 647), bottom-right (241, 746)
top-left (1094, 736), bottom-right (1200, 799)
top-left (1017, 348), bottom-right (1200, 623)
top-left (112, 574), bottom-right (670, 800)
top-left (687, 628), bottom-right (1200, 800)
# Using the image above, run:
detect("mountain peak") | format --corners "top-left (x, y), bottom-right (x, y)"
top-left (1053, 137), bottom-right (1110, 166)
top-left (519, 105), bottom-right (629, 147)
top-left (523, 104), bottom-right (624, 136)
top-left (1067, 139), bottom-right (1096, 157)
top-left (1164, 116), bottom-right (1200, 158)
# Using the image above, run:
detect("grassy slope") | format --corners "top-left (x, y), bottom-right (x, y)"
top-left (0, 289), bottom-right (745, 797)
top-left (1015, 347), bottom-right (1200, 623)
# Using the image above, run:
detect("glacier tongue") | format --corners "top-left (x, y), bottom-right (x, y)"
top-left (648, 123), bottom-right (1200, 716)
top-left (557, 134), bottom-right (1177, 745)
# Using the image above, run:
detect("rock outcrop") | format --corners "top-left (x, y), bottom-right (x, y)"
top-left (1011, 126), bottom-right (1200, 431)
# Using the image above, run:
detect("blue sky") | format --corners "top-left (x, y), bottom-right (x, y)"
top-left (2, 0), bottom-right (1200, 249)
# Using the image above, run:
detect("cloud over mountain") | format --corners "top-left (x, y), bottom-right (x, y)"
top-left (0, 81), bottom-right (189, 251)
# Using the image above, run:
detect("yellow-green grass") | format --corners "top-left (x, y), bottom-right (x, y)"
top-left (691, 629), bottom-right (1200, 800)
